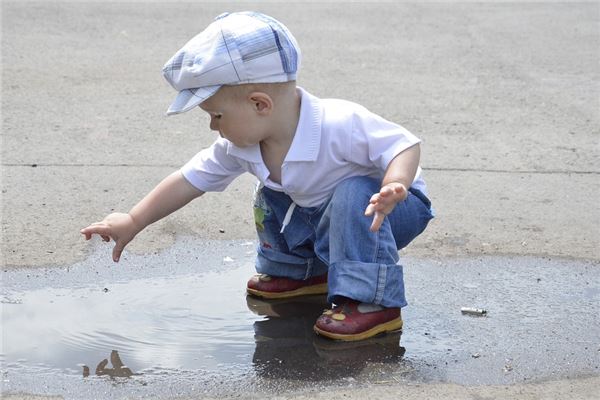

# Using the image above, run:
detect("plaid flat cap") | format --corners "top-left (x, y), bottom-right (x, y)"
top-left (163, 11), bottom-right (301, 115)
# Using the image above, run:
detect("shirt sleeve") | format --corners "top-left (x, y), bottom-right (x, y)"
top-left (350, 106), bottom-right (421, 172)
top-left (180, 138), bottom-right (245, 192)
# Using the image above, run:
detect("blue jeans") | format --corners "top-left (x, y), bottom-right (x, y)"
top-left (253, 176), bottom-right (434, 308)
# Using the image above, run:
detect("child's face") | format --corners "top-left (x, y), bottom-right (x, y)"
top-left (198, 87), bottom-right (266, 148)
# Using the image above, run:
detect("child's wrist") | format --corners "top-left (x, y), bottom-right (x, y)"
top-left (127, 213), bottom-right (145, 235)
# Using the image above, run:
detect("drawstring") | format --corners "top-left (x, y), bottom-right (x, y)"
top-left (280, 202), bottom-right (297, 233)
top-left (255, 181), bottom-right (296, 234)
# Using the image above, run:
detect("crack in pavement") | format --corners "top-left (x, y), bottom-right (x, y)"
top-left (2, 164), bottom-right (599, 175)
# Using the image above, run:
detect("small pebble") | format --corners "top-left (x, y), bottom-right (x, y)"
top-left (461, 307), bottom-right (487, 316)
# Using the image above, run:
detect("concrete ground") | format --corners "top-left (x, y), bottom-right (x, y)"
top-left (2, 1), bottom-right (599, 399)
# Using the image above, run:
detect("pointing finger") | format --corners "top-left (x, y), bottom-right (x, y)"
top-left (369, 193), bottom-right (380, 204)
top-left (112, 245), bottom-right (123, 263)
top-left (370, 211), bottom-right (385, 232)
top-left (365, 202), bottom-right (376, 216)
top-left (81, 225), bottom-right (112, 236)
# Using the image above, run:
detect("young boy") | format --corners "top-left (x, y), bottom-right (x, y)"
top-left (81, 11), bottom-right (434, 341)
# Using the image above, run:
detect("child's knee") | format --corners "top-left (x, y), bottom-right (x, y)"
top-left (332, 176), bottom-right (378, 199)
top-left (328, 176), bottom-right (379, 217)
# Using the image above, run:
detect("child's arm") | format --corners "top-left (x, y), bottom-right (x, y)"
top-left (80, 171), bottom-right (204, 262)
top-left (364, 143), bottom-right (420, 232)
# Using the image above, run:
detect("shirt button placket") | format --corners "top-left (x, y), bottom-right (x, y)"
top-left (282, 164), bottom-right (290, 191)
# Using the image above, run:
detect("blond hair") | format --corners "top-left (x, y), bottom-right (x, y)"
top-left (220, 81), bottom-right (297, 102)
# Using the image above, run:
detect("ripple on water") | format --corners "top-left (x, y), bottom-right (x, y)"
top-left (2, 240), bottom-right (599, 398)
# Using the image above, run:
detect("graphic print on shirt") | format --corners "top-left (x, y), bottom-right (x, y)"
top-left (253, 183), bottom-right (271, 233)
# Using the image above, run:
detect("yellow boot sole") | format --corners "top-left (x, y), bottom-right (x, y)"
top-left (313, 318), bottom-right (403, 341)
top-left (246, 283), bottom-right (328, 299)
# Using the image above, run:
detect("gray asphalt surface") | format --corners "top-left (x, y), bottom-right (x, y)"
top-left (2, 242), bottom-right (599, 398)
top-left (2, 1), bottom-right (599, 399)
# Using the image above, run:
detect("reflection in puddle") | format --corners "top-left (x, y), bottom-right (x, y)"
top-left (2, 265), bottom-right (259, 375)
top-left (248, 295), bottom-right (406, 381)
top-left (2, 260), bottom-right (412, 395)
top-left (83, 350), bottom-right (135, 378)
top-left (2, 240), bottom-right (599, 398)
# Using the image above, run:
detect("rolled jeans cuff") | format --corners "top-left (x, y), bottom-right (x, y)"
top-left (328, 261), bottom-right (408, 308)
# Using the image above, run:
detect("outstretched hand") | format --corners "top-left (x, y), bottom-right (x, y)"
top-left (80, 212), bottom-right (140, 262)
top-left (364, 182), bottom-right (408, 232)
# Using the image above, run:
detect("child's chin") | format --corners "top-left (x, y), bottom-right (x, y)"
top-left (233, 141), bottom-right (253, 148)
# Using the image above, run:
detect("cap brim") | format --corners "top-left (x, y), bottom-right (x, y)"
top-left (166, 85), bottom-right (221, 116)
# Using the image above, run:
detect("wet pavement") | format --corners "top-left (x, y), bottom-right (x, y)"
top-left (1, 238), bottom-right (599, 399)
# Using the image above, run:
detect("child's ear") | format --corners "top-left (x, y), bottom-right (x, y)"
top-left (248, 92), bottom-right (273, 114)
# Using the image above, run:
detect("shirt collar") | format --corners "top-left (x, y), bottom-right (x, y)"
top-left (285, 87), bottom-right (322, 162)
top-left (225, 87), bottom-right (322, 163)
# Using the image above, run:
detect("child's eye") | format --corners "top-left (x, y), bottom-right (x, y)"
top-left (214, 114), bottom-right (222, 119)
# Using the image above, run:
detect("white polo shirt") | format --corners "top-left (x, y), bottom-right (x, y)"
top-left (181, 87), bottom-right (426, 208)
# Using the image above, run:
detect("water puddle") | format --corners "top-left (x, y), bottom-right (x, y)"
top-left (2, 238), bottom-right (599, 398)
